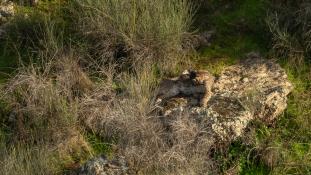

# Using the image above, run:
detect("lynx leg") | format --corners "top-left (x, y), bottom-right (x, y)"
top-left (200, 82), bottom-right (212, 107)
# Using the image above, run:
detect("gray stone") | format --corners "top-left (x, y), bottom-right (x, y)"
top-left (0, 0), bottom-right (14, 24)
top-left (156, 55), bottom-right (293, 144)
top-left (213, 57), bottom-right (293, 123)
top-left (78, 155), bottom-right (128, 175)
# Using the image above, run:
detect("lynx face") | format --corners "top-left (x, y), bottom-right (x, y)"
top-left (191, 70), bottom-right (215, 107)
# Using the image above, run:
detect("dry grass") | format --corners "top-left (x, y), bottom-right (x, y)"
top-left (77, 63), bottom-right (216, 174)
top-left (0, 52), bottom-right (215, 174)
top-left (0, 53), bottom-right (94, 174)
top-left (2, 54), bottom-right (85, 143)
top-left (267, 1), bottom-right (311, 68)
top-left (2, 48), bottom-right (212, 174)
top-left (0, 144), bottom-right (61, 175)
top-left (0, 0), bottom-right (210, 174)
top-left (70, 0), bottom-right (195, 72)
top-left (81, 102), bottom-right (215, 174)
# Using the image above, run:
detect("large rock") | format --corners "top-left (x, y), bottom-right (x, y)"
top-left (0, 0), bottom-right (14, 39)
top-left (213, 56), bottom-right (293, 123)
top-left (156, 56), bottom-right (293, 143)
top-left (78, 56), bottom-right (293, 174)
top-left (159, 96), bottom-right (253, 143)
top-left (0, 0), bottom-right (14, 24)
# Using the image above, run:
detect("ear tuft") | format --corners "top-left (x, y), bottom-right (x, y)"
top-left (189, 70), bottom-right (197, 79)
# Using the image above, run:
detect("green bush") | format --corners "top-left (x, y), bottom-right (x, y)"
top-left (267, 0), bottom-right (311, 67)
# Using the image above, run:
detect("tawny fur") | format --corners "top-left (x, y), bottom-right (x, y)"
top-left (157, 70), bottom-right (215, 107)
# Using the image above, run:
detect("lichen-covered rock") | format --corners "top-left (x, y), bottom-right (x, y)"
top-left (156, 55), bottom-right (293, 143)
top-left (213, 57), bottom-right (293, 123)
top-left (79, 56), bottom-right (293, 174)
top-left (77, 155), bottom-right (128, 175)
top-left (199, 95), bottom-right (253, 141)
top-left (0, 0), bottom-right (14, 24)
top-left (161, 96), bottom-right (253, 143)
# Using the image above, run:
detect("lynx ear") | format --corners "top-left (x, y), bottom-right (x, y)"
top-left (189, 70), bottom-right (197, 80)
top-left (182, 70), bottom-right (190, 75)
top-left (181, 69), bottom-right (197, 80)
top-left (180, 70), bottom-right (190, 80)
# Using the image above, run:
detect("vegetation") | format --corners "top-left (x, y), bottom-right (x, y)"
top-left (196, 1), bottom-right (311, 174)
top-left (0, 0), bottom-right (310, 174)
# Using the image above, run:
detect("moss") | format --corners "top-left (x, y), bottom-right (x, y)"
top-left (196, 0), bottom-right (271, 67)
top-left (240, 163), bottom-right (270, 175)
top-left (202, 35), bottom-right (266, 59)
top-left (214, 140), bottom-right (270, 174)
top-left (193, 56), bottom-right (234, 76)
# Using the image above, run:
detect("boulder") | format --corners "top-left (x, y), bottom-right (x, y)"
top-left (156, 56), bottom-right (293, 143)
top-left (0, 0), bottom-right (14, 39)
top-left (0, 0), bottom-right (14, 24)
top-left (78, 56), bottom-right (293, 174)
top-left (213, 56), bottom-right (293, 123)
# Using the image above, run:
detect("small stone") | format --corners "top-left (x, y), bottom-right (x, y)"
top-left (242, 77), bottom-right (249, 83)
top-left (77, 155), bottom-right (128, 175)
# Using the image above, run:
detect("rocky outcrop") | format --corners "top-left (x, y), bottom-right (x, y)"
top-left (156, 56), bottom-right (293, 142)
top-left (0, 0), bottom-right (14, 39)
top-left (78, 56), bottom-right (293, 174)
top-left (77, 155), bottom-right (128, 175)
top-left (0, 0), bottom-right (14, 24)
top-left (213, 55), bottom-right (293, 123)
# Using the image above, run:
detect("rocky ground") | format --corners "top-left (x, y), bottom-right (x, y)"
top-left (77, 54), bottom-right (293, 174)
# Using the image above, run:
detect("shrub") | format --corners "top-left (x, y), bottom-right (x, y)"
top-left (0, 144), bottom-right (61, 175)
top-left (70, 0), bottom-right (195, 71)
top-left (0, 0), bottom-right (210, 174)
top-left (267, 0), bottom-right (311, 67)
top-left (77, 63), bottom-right (216, 174)
top-left (2, 0), bottom-right (67, 65)
top-left (0, 53), bottom-right (94, 173)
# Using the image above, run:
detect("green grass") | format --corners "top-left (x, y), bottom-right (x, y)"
top-left (86, 133), bottom-right (114, 157)
top-left (0, 42), bottom-right (19, 83)
top-left (1, 0), bottom-right (311, 174)
top-left (201, 35), bottom-right (267, 59)
top-left (0, 0), bottom-right (66, 84)
top-left (204, 58), bottom-right (311, 175)
top-left (195, 0), bottom-right (311, 174)
top-left (213, 139), bottom-right (271, 174)
top-left (196, 0), bottom-right (270, 63)
top-left (240, 164), bottom-right (270, 175)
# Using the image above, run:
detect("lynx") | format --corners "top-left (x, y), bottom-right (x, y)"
top-left (156, 70), bottom-right (215, 107)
